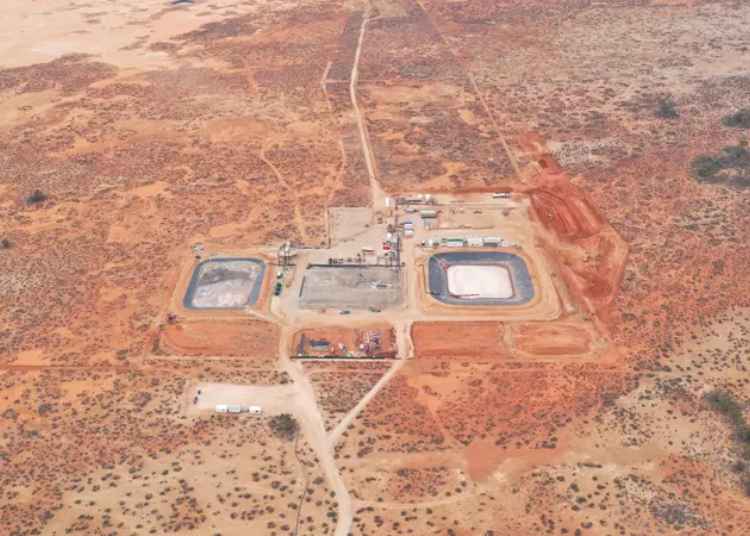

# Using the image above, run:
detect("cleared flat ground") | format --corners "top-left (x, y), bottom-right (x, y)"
top-left (187, 382), bottom-right (295, 414)
top-left (299, 266), bottom-right (402, 310)
top-left (158, 319), bottom-right (280, 362)
top-left (411, 321), bottom-right (509, 359)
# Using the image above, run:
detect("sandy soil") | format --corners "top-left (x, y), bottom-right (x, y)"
top-left (187, 382), bottom-right (296, 414)
top-left (3, 1), bottom-right (750, 535)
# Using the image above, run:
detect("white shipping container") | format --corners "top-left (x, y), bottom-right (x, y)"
top-left (467, 237), bottom-right (483, 247)
top-left (248, 406), bottom-right (263, 415)
top-left (215, 404), bottom-right (228, 413)
top-left (227, 405), bottom-right (242, 414)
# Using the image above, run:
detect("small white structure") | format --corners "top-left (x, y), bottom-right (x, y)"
top-left (215, 404), bottom-right (263, 415)
top-left (420, 209), bottom-right (437, 218)
top-left (467, 237), bottom-right (483, 247)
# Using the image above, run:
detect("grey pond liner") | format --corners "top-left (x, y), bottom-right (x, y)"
top-left (183, 257), bottom-right (266, 309)
top-left (428, 251), bottom-right (535, 306)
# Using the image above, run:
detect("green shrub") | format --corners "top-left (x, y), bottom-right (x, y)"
top-left (722, 109), bottom-right (750, 129)
top-left (706, 390), bottom-right (750, 459)
top-left (25, 189), bottom-right (48, 205)
top-left (691, 156), bottom-right (724, 180)
top-left (269, 413), bottom-right (299, 440)
top-left (690, 141), bottom-right (750, 188)
top-left (706, 390), bottom-right (745, 425)
top-left (656, 97), bottom-right (679, 119)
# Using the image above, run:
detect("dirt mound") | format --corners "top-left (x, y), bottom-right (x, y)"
top-left (530, 188), bottom-right (602, 240)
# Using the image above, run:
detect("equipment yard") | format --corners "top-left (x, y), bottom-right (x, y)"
top-left (292, 325), bottom-right (396, 359)
top-left (299, 265), bottom-right (402, 311)
top-left (3, 1), bottom-right (750, 535)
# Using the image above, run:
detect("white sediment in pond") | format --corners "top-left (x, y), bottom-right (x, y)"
top-left (192, 279), bottom-right (254, 308)
top-left (446, 264), bottom-right (513, 299)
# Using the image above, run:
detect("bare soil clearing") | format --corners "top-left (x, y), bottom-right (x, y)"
top-left (512, 322), bottom-right (593, 356)
top-left (412, 321), bottom-right (509, 359)
top-left (158, 319), bottom-right (280, 362)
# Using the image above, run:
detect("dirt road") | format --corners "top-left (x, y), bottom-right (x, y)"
top-left (277, 327), bottom-right (354, 536)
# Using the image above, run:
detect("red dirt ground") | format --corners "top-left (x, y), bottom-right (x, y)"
top-left (411, 321), bottom-right (509, 359)
top-left (157, 319), bottom-right (279, 361)
top-left (512, 322), bottom-right (592, 356)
